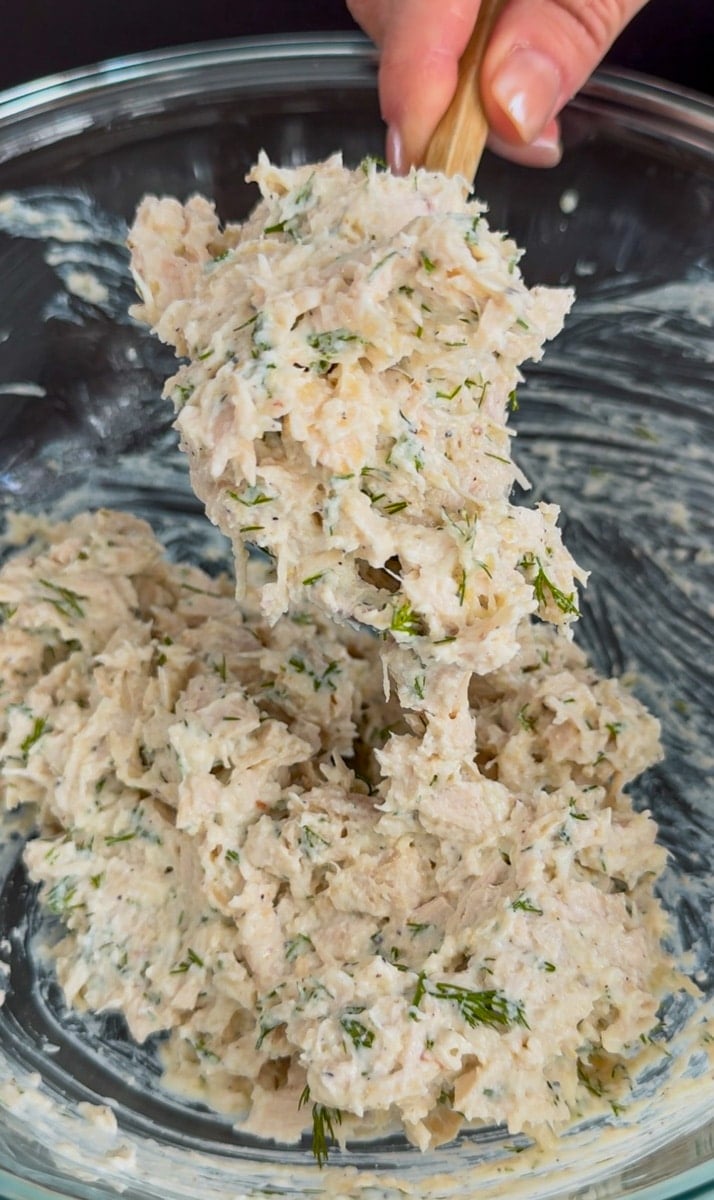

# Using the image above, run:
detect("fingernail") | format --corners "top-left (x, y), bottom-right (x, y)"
top-left (386, 124), bottom-right (406, 175)
top-left (491, 48), bottom-right (562, 144)
top-left (488, 127), bottom-right (562, 168)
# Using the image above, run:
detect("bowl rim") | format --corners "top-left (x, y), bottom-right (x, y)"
top-left (0, 31), bottom-right (712, 156)
top-left (0, 29), bottom-right (712, 1200)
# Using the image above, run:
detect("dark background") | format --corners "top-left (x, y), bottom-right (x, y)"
top-left (3, 0), bottom-right (713, 97)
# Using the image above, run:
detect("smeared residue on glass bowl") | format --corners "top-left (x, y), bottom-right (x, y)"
top-left (0, 186), bottom-right (712, 1199)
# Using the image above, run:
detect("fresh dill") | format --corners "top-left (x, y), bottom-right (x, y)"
top-left (511, 895), bottom-right (543, 915)
top-left (340, 1012), bottom-right (375, 1049)
top-left (517, 704), bottom-right (535, 731)
top-left (299, 1087), bottom-right (342, 1168)
top-left (39, 578), bottom-right (86, 619)
top-left (174, 383), bottom-right (195, 406)
top-left (389, 600), bottom-right (425, 636)
top-left (360, 155), bottom-right (387, 173)
top-left (432, 982), bottom-right (528, 1030)
top-left (300, 825), bottom-right (329, 853)
top-left (45, 878), bottom-right (79, 916)
top-left (307, 328), bottom-right (363, 373)
top-left (285, 934), bottom-right (314, 962)
top-left (577, 1059), bottom-right (603, 1097)
top-left (170, 947), bottom-right (204, 975)
top-left (104, 831), bottom-right (137, 846)
top-left (20, 716), bottom-right (48, 762)
top-left (408, 971), bottom-right (527, 1031)
top-left (457, 568), bottom-right (467, 606)
top-left (568, 798), bottom-right (589, 821)
top-left (228, 488), bottom-right (274, 507)
top-left (369, 250), bottom-right (399, 278)
top-left (212, 654), bottom-right (227, 682)
top-left (465, 216), bottom-right (483, 243)
top-left (519, 554), bottom-right (580, 616)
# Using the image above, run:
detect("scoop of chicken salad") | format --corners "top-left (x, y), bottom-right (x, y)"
top-left (0, 157), bottom-right (679, 1160)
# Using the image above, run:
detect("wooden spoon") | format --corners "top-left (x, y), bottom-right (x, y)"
top-left (422, 0), bottom-right (506, 180)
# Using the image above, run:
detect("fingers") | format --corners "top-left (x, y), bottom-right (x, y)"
top-left (351, 0), bottom-right (482, 171)
top-left (481, 0), bottom-right (650, 146)
top-left (350, 0), bottom-right (649, 172)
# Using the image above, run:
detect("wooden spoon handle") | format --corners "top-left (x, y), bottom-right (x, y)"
top-left (422, 0), bottom-right (506, 179)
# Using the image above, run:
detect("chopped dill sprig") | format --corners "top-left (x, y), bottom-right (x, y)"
top-left (432, 982), bottom-right (528, 1030)
top-left (300, 825), bottom-right (329, 853)
top-left (235, 311), bottom-right (260, 332)
top-left (435, 383), bottom-right (462, 401)
top-left (39, 578), bottom-right (86, 619)
top-left (520, 554), bottom-right (580, 617)
top-left (517, 704), bottom-right (535, 731)
top-left (212, 654), bottom-right (227, 682)
top-left (511, 895), bottom-right (543, 915)
top-left (360, 155), bottom-right (387, 173)
top-left (568, 798), bottom-right (589, 821)
top-left (307, 328), bottom-right (364, 373)
top-left (409, 974), bottom-right (527, 1030)
top-left (577, 1058), bottom-right (603, 1097)
top-left (410, 971), bottom-right (428, 1015)
top-left (45, 878), bottom-right (79, 916)
top-left (174, 382), bottom-right (193, 406)
top-left (285, 933), bottom-right (314, 962)
top-left (228, 488), bottom-right (274, 507)
top-left (407, 922), bottom-right (432, 936)
top-left (457, 568), bottom-right (467, 606)
top-left (443, 508), bottom-right (477, 546)
top-left (340, 1012), bottom-right (375, 1049)
top-left (390, 600), bottom-right (425, 637)
top-left (299, 1086), bottom-right (342, 1167)
top-left (104, 831), bottom-right (137, 846)
top-left (20, 716), bottom-right (48, 762)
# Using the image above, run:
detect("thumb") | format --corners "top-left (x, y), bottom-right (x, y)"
top-left (481, 0), bottom-right (649, 146)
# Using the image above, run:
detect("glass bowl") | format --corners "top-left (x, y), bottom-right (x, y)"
top-left (0, 34), bottom-right (712, 1200)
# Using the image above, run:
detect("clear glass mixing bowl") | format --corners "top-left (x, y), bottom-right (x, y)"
top-left (0, 34), bottom-right (712, 1200)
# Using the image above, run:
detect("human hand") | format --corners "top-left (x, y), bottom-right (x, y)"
top-left (347, 0), bottom-right (649, 170)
